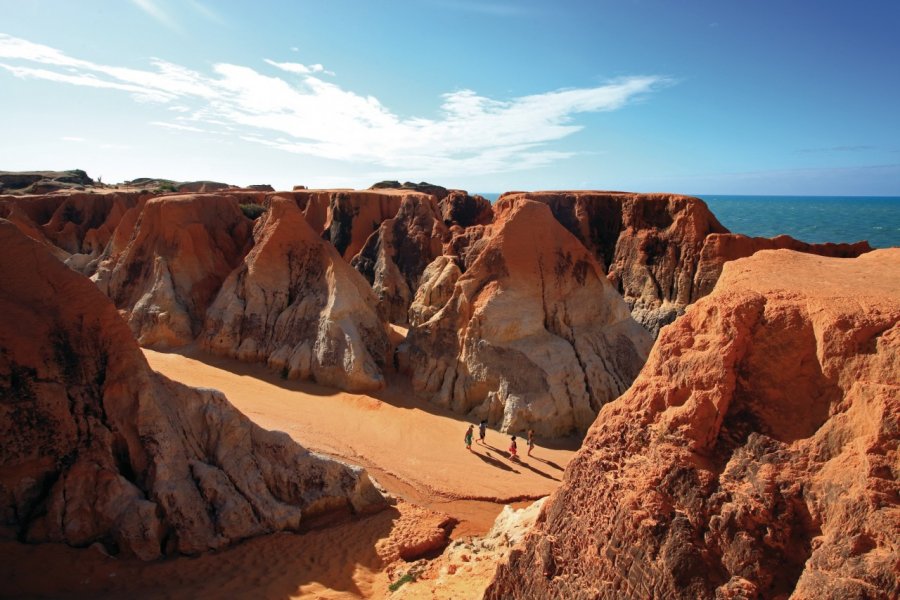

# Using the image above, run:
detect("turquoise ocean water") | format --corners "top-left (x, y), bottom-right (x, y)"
top-left (478, 194), bottom-right (900, 249)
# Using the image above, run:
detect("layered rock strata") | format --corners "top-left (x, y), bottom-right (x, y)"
top-left (351, 194), bottom-right (449, 323)
top-left (91, 194), bottom-right (253, 348)
top-left (499, 192), bottom-right (872, 335)
top-left (0, 220), bottom-right (385, 560)
top-left (202, 196), bottom-right (390, 392)
top-left (487, 249), bottom-right (900, 599)
top-left (407, 199), bottom-right (652, 436)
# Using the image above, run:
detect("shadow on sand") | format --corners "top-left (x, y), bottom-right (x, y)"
top-left (470, 448), bottom-right (520, 473)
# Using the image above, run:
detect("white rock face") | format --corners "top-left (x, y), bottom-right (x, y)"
top-left (408, 255), bottom-right (463, 326)
top-left (407, 199), bottom-right (652, 436)
top-left (202, 196), bottom-right (390, 392)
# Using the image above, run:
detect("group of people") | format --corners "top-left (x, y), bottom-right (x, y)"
top-left (465, 420), bottom-right (535, 459)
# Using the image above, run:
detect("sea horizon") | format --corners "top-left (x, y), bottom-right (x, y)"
top-left (476, 192), bottom-right (900, 248)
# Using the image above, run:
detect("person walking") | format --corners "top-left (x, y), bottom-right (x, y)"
top-left (527, 429), bottom-right (535, 456)
top-left (478, 420), bottom-right (487, 444)
top-left (508, 435), bottom-right (518, 459)
top-left (465, 425), bottom-right (474, 451)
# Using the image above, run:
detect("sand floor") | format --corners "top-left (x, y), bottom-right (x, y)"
top-left (2, 348), bottom-right (579, 599)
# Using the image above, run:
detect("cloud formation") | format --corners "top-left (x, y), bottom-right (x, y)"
top-left (0, 33), bottom-right (668, 177)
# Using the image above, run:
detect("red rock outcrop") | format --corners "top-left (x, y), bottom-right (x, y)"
top-left (407, 199), bottom-right (652, 436)
top-left (0, 191), bottom-right (147, 269)
top-left (91, 194), bottom-right (253, 349)
top-left (297, 189), bottom-right (406, 260)
top-left (351, 194), bottom-right (449, 323)
top-left (438, 190), bottom-right (493, 228)
top-left (498, 191), bottom-right (730, 335)
top-left (0, 220), bottom-right (385, 560)
top-left (201, 196), bottom-right (390, 392)
top-left (693, 233), bottom-right (874, 299)
top-left (486, 249), bottom-right (900, 599)
top-left (499, 192), bottom-right (873, 336)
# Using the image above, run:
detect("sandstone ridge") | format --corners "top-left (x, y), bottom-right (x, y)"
top-left (407, 198), bottom-right (653, 436)
top-left (0, 220), bottom-right (385, 560)
top-left (486, 248), bottom-right (900, 599)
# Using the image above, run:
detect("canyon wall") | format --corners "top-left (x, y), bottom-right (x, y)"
top-left (0, 220), bottom-right (385, 560)
top-left (486, 248), bottom-right (899, 599)
top-left (407, 199), bottom-right (652, 436)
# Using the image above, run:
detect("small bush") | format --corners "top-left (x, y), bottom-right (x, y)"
top-left (155, 182), bottom-right (177, 193)
top-left (240, 203), bottom-right (267, 220)
top-left (388, 572), bottom-right (416, 592)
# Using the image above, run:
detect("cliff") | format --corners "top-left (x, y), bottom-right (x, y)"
top-left (499, 192), bottom-right (872, 335)
top-left (201, 196), bottom-right (391, 392)
top-left (486, 248), bottom-right (900, 599)
top-left (0, 220), bottom-right (385, 560)
top-left (407, 199), bottom-right (652, 436)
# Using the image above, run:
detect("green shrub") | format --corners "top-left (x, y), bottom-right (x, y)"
top-left (388, 572), bottom-right (416, 592)
top-left (240, 203), bottom-right (267, 220)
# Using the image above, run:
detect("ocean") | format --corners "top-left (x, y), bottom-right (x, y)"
top-left (477, 193), bottom-right (900, 249)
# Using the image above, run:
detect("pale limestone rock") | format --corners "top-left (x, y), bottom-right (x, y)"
top-left (202, 196), bottom-right (390, 392)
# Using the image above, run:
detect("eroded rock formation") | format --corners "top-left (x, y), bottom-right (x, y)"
top-left (202, 196), bottom-right (390, 392)
top-left (499, 192), bottom-right (872, 335)
top-left (91, 194), bottom-right (253, 349)
top-left (351, 194), bottom-right (448, 323)
top-left (407, 199), bottom-right (652, 436)
top-left (0, 191), bottom-right (147, 269)
top-left (486, 249), bottom-right (900, 599)
top-left (0, 220), bottom-right (385, 560)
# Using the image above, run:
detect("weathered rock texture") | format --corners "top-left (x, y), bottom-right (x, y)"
top-left (202, 196), bottom-right (390, 392)
top-left (0, 220), bottom-right (385, 560)
top-left (91, 194), bottom-right (253, 349)
top-left (498, 192), bottom-right (872, 335)
top-left (693, 233), bottom-right (873, 299)
top-left (305, 189), bottom-right (406, 260)
top-left (351, 194), bottom-right (449, 323)
top-left (407, 199), bottom-right (652, 436)
top-left (487, 249), bottom-right (900, 599)
top-left (0, 191), bottom-right (147, 269)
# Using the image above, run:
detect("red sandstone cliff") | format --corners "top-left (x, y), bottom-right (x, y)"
top-left (91, 194), bottom-right (253, 349)
top-left (407, 199), bottom-right (652, 437)
top-left (486, 249), bottom-right (899, 599)
top-left (201, 196), bottom-right (391, 392)
top-left (499, 192), bottom-right (872, 336)
top-left (351, 194), bottom-right (449, 323)
top-left (0, 220), bottom-right (385, 560)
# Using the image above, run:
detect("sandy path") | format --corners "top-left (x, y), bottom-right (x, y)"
top-left (3, 349), bottom-right (579, 599)
top-left (144, 347), bottom-right (577, 533)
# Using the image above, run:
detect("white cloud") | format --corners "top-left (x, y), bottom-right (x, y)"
top-left (0, 33), bottom-right (670, 178)
top-left (61, 136), bottom-right (85, 142)
top-left (265, 59), bottom-right (334, 76)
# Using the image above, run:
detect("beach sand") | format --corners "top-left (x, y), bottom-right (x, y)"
top-left (2, 347), bottom-right (578, 599)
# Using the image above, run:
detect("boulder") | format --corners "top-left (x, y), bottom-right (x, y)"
top-left (0, 220), bottom-right (385, 560)
top-left (201, 196), bottom-right (390, 392)
top-left (407, 199), bottom-right (652, 436)
top-left (91, 194), bottom-right (253, 349)
top-left (486, 249), bottom-right (900, 599)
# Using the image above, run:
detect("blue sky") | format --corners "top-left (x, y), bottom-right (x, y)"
top-left (1, 0), bottom-right (898, 194)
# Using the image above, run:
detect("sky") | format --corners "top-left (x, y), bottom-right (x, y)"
top-left (1, 0), bottom-right (899, 194)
